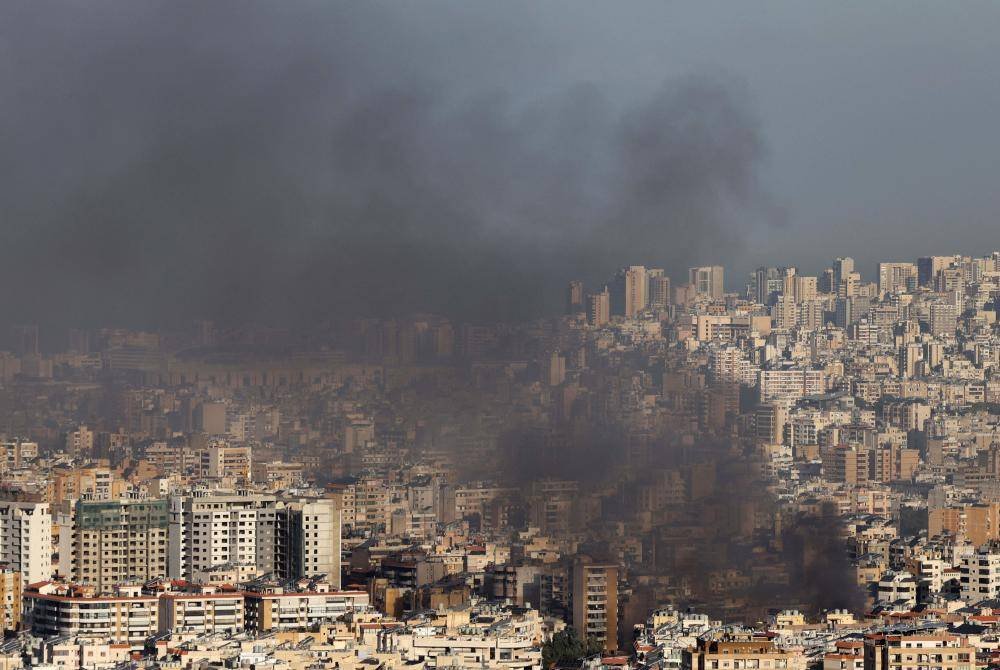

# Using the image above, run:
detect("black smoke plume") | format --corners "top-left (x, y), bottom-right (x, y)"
top-left (0, 1), bottom-right (781, 329)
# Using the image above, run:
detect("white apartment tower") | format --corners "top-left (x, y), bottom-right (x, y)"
top-left (0, 500), bottom-right (51, 587)
top-left (168, 492), bottom-right (277, 580)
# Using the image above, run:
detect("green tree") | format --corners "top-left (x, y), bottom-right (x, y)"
top-left (542, 628), bottom-right (604, 668)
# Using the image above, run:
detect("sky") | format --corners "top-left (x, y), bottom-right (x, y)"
top-left (2, 1), bottom-right (1000, 327)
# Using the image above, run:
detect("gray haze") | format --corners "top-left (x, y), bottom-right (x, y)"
top-left (2, 1), bottom-right (1000, 327)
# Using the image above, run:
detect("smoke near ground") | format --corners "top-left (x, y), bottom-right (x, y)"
top-left (635, 444), bottom-right (865, 622)
top-left (0, 1), bottom-right (780, 328)
top-left (487, 396), bottom-right (864, 623)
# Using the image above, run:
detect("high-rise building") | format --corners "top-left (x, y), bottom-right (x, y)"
top-left (838, 271), bottom-right (863, 299)
top-left (822, 444), bottom-right (870, 485)
top-left (711, 346), bottom-right (756, 386)
top-left (835, 296), bottom-right (870, 328)
top-left (689, 266), bottom-right (724, 299)
top-left (928, 302), bottom-right (959, 336)
top-left (754, 401), bottom-right (789, 444)
top-left (168, 491), bottom-right (343, 586)
top-left (935, 267), bottom-right (964, 293)
top-left (0, 500), bottom-right (51, 588)
top-left (587, 289), bottom-right (610, 327)
top-left (571, 558), bottom-right (618, 651)
top-left (819, 268), bottom-right (836, 294)
top-left (612, 266), bottom-right (648, 317)
top-left (274, 497), bottom-right (342, 587)
top-left (797, 299), bottom-right (827, 330)
top-left (771, 295), bottom-right (798, 329)
top-left (929, 502), bottom-right (1000, 546)
top-left (63, 498), bottom-right (169, 593)
top-left (832, 257), bottom-right (854, 287)
top-left (918, 255), bottom-right (955, 287)
top-left (566, 281), bottom-right (585, 314)
top-left (878, 262), bottom-right (918, 295)
top-left (751, 266), bottom-right (785, 305)
top-left (791, 275), bottom-right (818, 303)
top-left (168, 493), bottom-right (277, 580)
top-left (649, 273), bottom-right (671, 310)
top-left (899, 342), bottom-right (924, 379)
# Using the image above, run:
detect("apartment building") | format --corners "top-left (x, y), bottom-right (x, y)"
top-left (571, 559), bottom-right (618, 652)
top-left (51, 466), bottom-right (125, 501)
top-left (158, 587), bottom-right (245, 636)
top-left (23, 583), bottom-right (158, 650)
top-left (168, 492), bottom-right (277, 580)
top-left (0, 439), bottom-right (38, 472)
top-left (876, 571), bottom-right (918, 606)
top-left (929, 502), bottom-right (1000, 546)
top-left (0, 566), bottom-right (21, 634)
top-left (390, 630), bottom-right (543, 670)
top-left (689, 266), bottom-right (725, 299)
top-left (825, 640), bottom-right (865, 670)
top-left (878, 263), bottom-right (918, 296)
top-left (274, 497), bottom-right (342, 586)
top-left (759, 368), bottom-right (825, 403)
top-left (454, 484), bottom-right (517, 521)
top-left (863, 634), bottom-right (974, 670)
top-left (199, 443), bottom-right (252, 479)
top-left (243, 584), bottom-right (369, 631)
top-left (64, 498), bottom-right (169, 593)
top-left (380, 604), bottom-right (545, 670)
top-left (0, 500), bottom-right (51, 587)
top-left (682, 631), bottom-right (807, 670)
top-left (960, 550), bottom-right (1000, 602)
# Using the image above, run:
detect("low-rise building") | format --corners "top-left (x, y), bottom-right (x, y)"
top-left (244, 583), bottom-right (369, 632)
top-left (23, 582), bottom-right (158, 650)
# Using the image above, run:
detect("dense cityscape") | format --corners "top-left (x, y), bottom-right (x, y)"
top-left (0, 254), bottom-right (999, 668)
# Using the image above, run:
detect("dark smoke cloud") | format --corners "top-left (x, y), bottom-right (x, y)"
top-left (0, 1), bottom-right (781, 328)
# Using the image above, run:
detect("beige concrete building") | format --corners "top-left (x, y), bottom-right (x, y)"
top-left (23, 583), bottom-right (158, 650)
top-left (0, 567), bottom-right (21, 634)
top-left (244, 585), bottom-right (368, 631)
top-left (689, 266), bottom-right (725, 299)
top-left (63, 498), bottom-right (168, 593)
top-left (572, 558), bottom-right (618, 652)
top-left (158, 588), bottom-right (245, 635)
top-left (200, 442), bottom-right (252, 479)
top-left (275, 497), bottom-right (343, 586)
top-left (863, 634), bottom-right (974, 670)
top-left (683, 631), bottom-right (807, 670)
